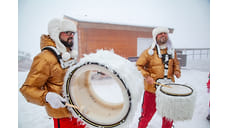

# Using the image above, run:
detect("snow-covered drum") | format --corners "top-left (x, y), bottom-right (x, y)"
top-left (63, 50), bottom-right (144, 128)
top-left (156, 83), bottom-right (196, 121)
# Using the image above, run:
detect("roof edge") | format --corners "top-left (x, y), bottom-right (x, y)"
top-left (63, 15), bottom-right (174, 33)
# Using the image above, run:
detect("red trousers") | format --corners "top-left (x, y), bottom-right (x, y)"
top-left (138, 91), bottom-right (173, 128)
top-left (53, 117), bottom-right (86, 128)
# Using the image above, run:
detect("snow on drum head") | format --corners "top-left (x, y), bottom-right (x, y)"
top-left (63, 50), bottom-right (144, 128)
top-left (160, 84), bottom-right (193, 96)
top-left (156, 83), bottom-right (196, 121)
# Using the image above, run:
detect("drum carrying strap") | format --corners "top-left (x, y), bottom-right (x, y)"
top-left (156, 53), bottom-right (172, 85)
top-left (42, 46), bottom-right (77, 69)
top-left (162, 54), bottom-right (172, 78)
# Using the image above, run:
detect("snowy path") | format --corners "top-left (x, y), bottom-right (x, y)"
top-left (18, 62), bottom-right (210, 128)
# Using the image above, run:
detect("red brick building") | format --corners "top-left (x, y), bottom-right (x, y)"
top-left (64, 15), bottom-right (174, 59)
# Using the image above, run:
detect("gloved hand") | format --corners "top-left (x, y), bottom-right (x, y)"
top-left (45, 92), bottom-right (66, 109)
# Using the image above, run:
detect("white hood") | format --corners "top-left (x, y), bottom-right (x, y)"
top-left (148, 27), bottom-right (175, 58)
top-left (48, 18), bottom-right (78, 61)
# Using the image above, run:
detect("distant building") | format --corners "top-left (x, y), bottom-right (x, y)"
top-left (18, 51), bottom-right (32, 72)
top-left (64, 15), bottom-right (174, 59)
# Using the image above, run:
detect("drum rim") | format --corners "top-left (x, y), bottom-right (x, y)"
top-left (65, 62), bottom-right (132, 127)
top-left (160, 83), bottom-right (193, 96)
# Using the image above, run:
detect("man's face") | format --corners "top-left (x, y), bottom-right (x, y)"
top-left (59, 31), bottom-right (75, 48)
top-left (156, 32), bottom-right (168, 45)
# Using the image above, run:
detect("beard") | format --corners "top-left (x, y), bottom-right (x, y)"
top-left (60, 37), bottom-right (74, 48)
top-left (157, 36), bottom-right (168, 44)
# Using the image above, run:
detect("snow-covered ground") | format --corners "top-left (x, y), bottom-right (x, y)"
top-left (18, 58), bottom-right (210, 128)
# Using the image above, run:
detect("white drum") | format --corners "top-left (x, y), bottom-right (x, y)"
top-left (63, 50), bottom-right (144, 128)
top-left (156, 83), bottom-right (196, 121)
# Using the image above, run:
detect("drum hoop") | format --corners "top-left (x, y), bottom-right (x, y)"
top-left (160, 84), bottom-right (193, 97)
top-left (65, 62), bottom-right (132, 127)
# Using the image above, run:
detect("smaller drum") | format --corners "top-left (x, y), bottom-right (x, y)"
top-left (156, 83), bottom-right (196, 121)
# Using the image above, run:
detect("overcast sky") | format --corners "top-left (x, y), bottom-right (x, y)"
top-left (18, 0), bottom-right (210, 57)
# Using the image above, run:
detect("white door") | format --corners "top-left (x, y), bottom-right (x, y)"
top-left (137, 38), bottom-right (153, 56)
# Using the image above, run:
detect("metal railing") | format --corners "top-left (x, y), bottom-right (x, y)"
top-left (176, 48), bottom-right (210, 59)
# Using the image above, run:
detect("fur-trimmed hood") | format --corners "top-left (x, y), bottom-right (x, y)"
top-left (48, 18), bottom-right (78, 61)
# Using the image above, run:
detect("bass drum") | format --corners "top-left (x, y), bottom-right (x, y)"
top-left (63, 50), bottom-right (144, 128)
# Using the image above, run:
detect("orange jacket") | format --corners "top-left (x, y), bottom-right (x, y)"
top-left (136, 48), bottom-right (181, 93)
top-left (20, 35), bottom-right (72, 118)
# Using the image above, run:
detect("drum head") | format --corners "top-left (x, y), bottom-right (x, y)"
top-left (160, 84), bottom-right (193, 96)
top-left (65, 63), bottom-right (130, 127)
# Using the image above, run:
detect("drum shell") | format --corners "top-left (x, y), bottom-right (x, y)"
top-left (156, 84), bottom-right (196, 121)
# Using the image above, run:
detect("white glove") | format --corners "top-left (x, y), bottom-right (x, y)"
top-left (45, 92), bottom-right (66, 109)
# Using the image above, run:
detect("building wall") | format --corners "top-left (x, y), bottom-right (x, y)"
top-left (64, 16), bottom-right (174, 59)
top-left (78, 27), bottom-right (152, 58)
